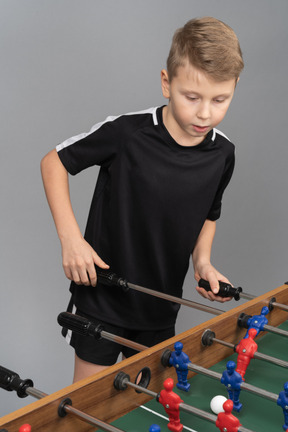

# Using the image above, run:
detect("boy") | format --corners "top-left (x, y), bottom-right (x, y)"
top-left (41, 17), bottom-right (244, 382)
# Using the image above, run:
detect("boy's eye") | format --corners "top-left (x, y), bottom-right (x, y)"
top-left (214, 98), bottom-right (226, 103)
top-left (186, 96), bottom-right (198, 101)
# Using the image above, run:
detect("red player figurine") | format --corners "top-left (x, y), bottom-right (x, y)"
top-left (158, 378), bottom-right (183, 432)
top-left (216, 399), bottom-right (241, 432)
top-left (235, 328), bottom-right (258, 380)
top-left (19, 425), bottom-right (31, 432)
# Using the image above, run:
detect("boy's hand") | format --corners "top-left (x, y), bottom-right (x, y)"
top-left (194, 263), bottom-right (232, 303)
top-left (61, 236), bottom-right (109, 287)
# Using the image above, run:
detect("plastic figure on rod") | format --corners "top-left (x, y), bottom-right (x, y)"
top-left (19, 426), bottom-right (31, 432)
top-left (221, 360), bottom-right (243, 412)
top-left (244, 306), bottom-right (269, 338)
top-left (277, 382), bottom-right (288, 431)
top-left (235, 328), bottom-right (258, 380)
top-left (169, 342), bottom-right (191, 391)
top-left (149, 425), bottom-right (161, 432)
top-left (216, 399), bottom-right (241, 432)
top-left (158, 378), bottom-right (183, 432)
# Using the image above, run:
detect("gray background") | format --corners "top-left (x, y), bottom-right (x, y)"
top-left (1, 0), bottom-right (287, 416)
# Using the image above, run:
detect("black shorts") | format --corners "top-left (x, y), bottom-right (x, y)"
top-left (64, 308), bottom-right (175, 366)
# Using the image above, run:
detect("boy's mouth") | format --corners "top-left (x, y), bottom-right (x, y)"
top-left (192, 125), bottom-right (210, 133)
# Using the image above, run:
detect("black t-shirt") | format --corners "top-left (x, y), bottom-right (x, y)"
top-left (57, 106), bottom-right (235, 330)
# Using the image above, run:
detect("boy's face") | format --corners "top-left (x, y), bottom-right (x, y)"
top-left (161, 63), bottom-right (237, 146)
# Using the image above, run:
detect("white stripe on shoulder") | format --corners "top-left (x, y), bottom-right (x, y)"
top-left (212, 128), bottom-right (230, 142)
top-left (56, 115), bottom-right (120, 152)
top-left (56, 107), bottom-right (158, 152)
top-left (124, 106), bottom-right (158, 125)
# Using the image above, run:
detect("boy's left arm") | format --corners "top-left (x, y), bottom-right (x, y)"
top-left (192, 219), bottom-right (232, 303)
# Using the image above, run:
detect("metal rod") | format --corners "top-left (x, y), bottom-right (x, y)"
top-left (239, 382), bottom-right (278, 402)
top-left (97, 268), bottom-right (288, 312)
top-left (263, 324), bottom-right (288, 338)
top-left (126, 381), bottom-right (158, 398)
top-left (212, 336), bottom-right (288, 368)
top-left (241, 292), bottom-right (288, 312)
top-left (253, 351), bottom-right (288, 367)
top-left (187, 362), bottom-right (278, 403)
top-left (180, 402), bottom-right (217, 421)
top-left (64, 405), bottom-right (124, 432)
top-left (26, 387), bottom-right (48, 399)
top-left (97, 267), bottom-right (226, 315)
top-left (128, 282), bottom-right (224, 316)
top-left (240, 292), bottom-right (255, 300)
top-left (272, 301), bottom-right (288, 312)
top-left (18, 382), bottom-right (125, 432)
top-left (213, 337), bottom-right (235, 349)
top-left (101, 330), bottom-right (147, 352)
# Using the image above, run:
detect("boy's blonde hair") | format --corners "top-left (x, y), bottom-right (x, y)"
top-left (167, 17), bottom-right (244, 82)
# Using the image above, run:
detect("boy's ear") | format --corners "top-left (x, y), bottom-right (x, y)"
top-left (161, 69), bottom-right (170, 99)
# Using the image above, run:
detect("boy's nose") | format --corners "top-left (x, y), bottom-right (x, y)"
top-left (196, 103), bottom-right (210, 120)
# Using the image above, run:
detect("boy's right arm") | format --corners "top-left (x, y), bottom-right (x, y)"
top-left (40, 149), bottom-right (109, 287)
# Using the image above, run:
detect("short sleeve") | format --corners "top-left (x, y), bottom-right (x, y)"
top-left (56, 115), bottom-right (121, 175)
top-left (207, 148), bottom-right (235, 221)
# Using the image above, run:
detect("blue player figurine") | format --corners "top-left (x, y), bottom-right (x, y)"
top-left (169, 342), bottom-right (190, 392)
top-left (221, 361), bottom-right (243, 412)
top-left (244, 306), bottom-right (269, 338)
top-left (149, 425), bottom-right (161, 432)
top-left (277, 382), bottom-right (288, 431)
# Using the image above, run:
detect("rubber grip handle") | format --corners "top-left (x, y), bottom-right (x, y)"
top-left (198, 279), bottom-right (242, 301)
top-left (96, 267), bottom-right (128, 289)
top-left (237, 312), bottom-right (252, 329)
top-left (0, 366), bottom-right (33, 398)
top-left (57, 312), bottom-right (103, 339)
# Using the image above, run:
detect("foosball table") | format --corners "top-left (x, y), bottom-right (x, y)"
top-left (1, 282), bottom-right (288, 432)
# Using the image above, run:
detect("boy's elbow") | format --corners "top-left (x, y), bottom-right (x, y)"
top-left (40, 151), bottom-right (56, 184)
top-left (40, 153), bottom-right (47, 172)
top-left (40, 149), bottom-right (68, 185)
top-left (40, 149), bottom-right (58, 174)
top-left (40, 153), bottom-right (50, 178)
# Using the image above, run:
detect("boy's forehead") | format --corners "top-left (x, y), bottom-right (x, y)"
top-left (174, 62), bottom-right (236, 93)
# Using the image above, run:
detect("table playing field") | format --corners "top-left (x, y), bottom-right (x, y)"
top-left (106, 321), bottom-right (288, 432)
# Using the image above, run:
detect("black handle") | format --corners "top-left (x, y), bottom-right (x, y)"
top-left (57, 312), bottom-right (103, 340)
top-left (237, 312), bottom-right (252, 329)
top-left (198, 279), bottom-right (242, 301)
top-left (0, 365), bottom-right (33, 398)
top-left (96, 267), bottom-right (128, 289)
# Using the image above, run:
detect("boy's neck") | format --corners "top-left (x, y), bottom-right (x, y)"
top-left (162, 105), bottom-right (207, 147)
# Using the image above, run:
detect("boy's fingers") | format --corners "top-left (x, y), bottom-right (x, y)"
top-left (86, 262), bottom-right (97, 287)
top-left (93, 252), bottom-right (109, 269)
top-left (196, 286), bottom-right (211, 301)
top-left (85, 252), bottom-right (109, 287)
top-left (64, 267), bottom-right (73, 281)
top-left (210, 283), bottom-right (220, 295)
top-left (71, 269), bottom-right (81, 285)
top-left (205, 273), bottom-right (219, 295)
top-left (62, 248), bottom-right (109, 286)
top-left (78, 267), bottom-right (91, 286)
